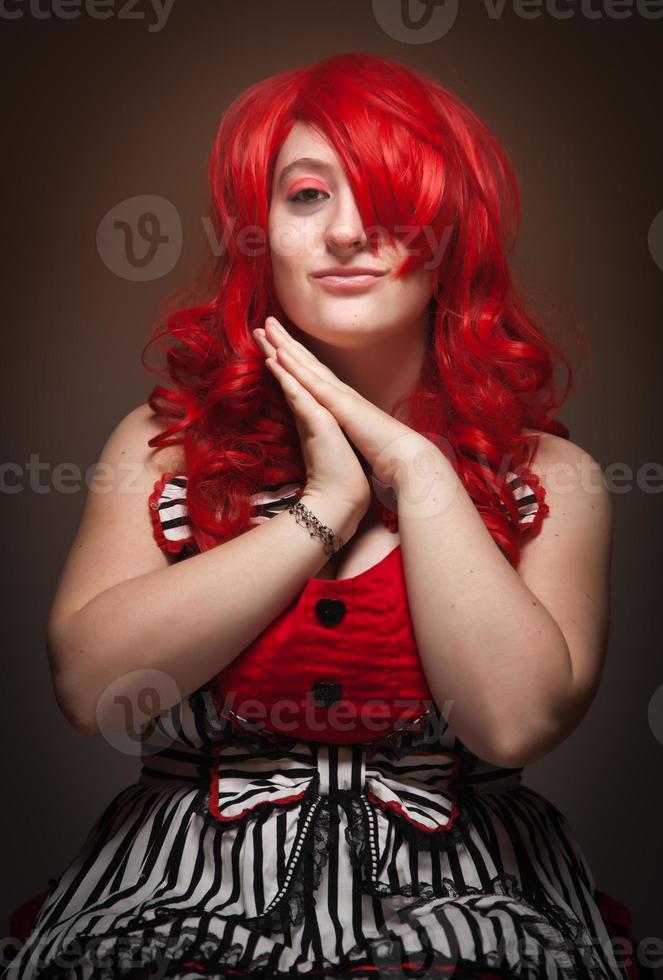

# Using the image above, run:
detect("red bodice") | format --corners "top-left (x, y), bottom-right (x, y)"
top-left (208, 540), bottom-right (434, 744)
top-left (148, 471), bottom-right (546, 745)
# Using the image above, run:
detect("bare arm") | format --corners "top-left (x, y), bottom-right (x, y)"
top-left (393, 432), bottom-right (613, 769)
top-left (47, 403), bottom-right (359, 736)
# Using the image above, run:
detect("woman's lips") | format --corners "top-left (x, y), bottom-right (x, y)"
top-left (313, 274), bottom-right (385, 292)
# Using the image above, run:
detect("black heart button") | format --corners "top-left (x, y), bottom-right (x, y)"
top-left (311, 681), bottom-right (343, 707)
top-left (315, 597), bottom-right (346, 627)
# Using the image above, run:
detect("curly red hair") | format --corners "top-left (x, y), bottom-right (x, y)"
top-left (142, 51), bottom-right (581, 567)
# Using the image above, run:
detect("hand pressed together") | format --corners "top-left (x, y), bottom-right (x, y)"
top-left (252, 315), bottom-right (438, 503)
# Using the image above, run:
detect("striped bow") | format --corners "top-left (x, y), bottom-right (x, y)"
top-left (201, 739), bottom-right (463, 921)
top-left (207, 741), bottom-right (461, 834)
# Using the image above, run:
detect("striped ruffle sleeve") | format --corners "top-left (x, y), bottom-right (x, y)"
top-left (149, 476), bottom-right (304, 556)
top-left (247, 482), bottom-right (302, 525)
top-left (504, 469), bottom-right (549, 536)
top-left (149, 472), bottom-right (194, 556)
top-left (148, 471), bottom-right (547, 554)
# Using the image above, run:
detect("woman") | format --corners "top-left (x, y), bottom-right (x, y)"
top-left (5, 52), bottom-right (643, 979)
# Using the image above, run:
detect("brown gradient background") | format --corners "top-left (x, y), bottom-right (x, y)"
top-left (2, 0), bottom-right (662, 968)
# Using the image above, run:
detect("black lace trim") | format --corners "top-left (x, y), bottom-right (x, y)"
top-left (343, 793), bottom-right (469, 888)
top-left (24, 866), bottom-right (612, 980)
top-left (240, 799), bottom-right (333, 936)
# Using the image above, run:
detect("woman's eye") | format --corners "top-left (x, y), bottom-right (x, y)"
top-left (288, 187), bottom-right (329, 204)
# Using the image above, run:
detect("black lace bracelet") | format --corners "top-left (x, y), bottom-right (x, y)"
top-left (287, 499), bottom-right (345, 558)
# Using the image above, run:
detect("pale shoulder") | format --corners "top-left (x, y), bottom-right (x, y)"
top-left (522, 427), bottom-right (604, 482)
top-left (520, 428), bottom-right (612, 535)
top-left (98, 402), bottom-right (186, 481)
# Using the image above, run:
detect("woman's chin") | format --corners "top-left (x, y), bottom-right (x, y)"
top-left (305, 322), bottom-right (384, 350)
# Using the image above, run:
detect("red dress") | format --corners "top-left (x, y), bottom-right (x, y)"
top-left (5, 473), bottom-right (643, 980)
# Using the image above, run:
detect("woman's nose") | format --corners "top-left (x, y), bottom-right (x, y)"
top-left (323, 195), bottom-right (368, 252)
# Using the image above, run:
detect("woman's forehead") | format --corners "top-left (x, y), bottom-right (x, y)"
top-left (273, 123), bottom-right (340, 175)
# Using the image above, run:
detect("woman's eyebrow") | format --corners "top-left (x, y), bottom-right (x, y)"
top-left (277, 157), bottom-right (336, 188)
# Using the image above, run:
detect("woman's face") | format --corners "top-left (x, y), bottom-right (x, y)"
top-left (267, 122), bottom-right (434, 351)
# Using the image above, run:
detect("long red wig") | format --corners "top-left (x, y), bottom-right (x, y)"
top-left (142, 51), bottom-right (581, 568)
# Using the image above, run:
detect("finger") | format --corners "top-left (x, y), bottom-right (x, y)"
top-left (253, 328), bottom-right (277, 357)
top-left (265, 318), bottom-right (347, 389)
top-left (265, 355), bottom-right (328, 419)
top-left (273, 346), bottom-right (330, 389)
top-left (273, 347), bottom-right (356, 424)
top-left (271, 334), bottom-right (346, 391)
top-left (264, 318), bottom-right (321, 366)
top-left (264, 317), bottom-right (312, 357)
top-left (265, 356), bottom-right (338, 446)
